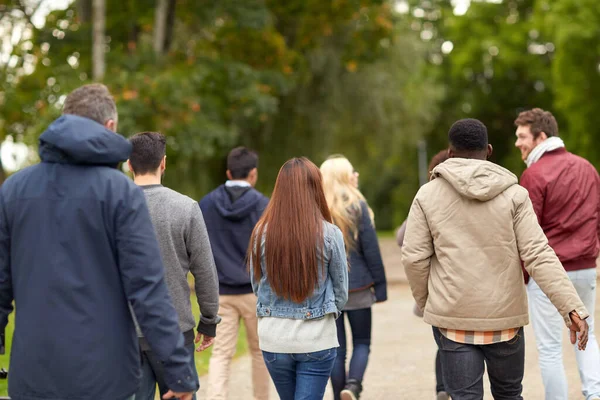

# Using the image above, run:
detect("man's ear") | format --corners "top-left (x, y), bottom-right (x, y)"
top-left (104, 119), bottom-right (117, 132)
top-left (226, 170), bottom-right (233, 180)
top-left (487, 144), bottom-right (494, 159)
top-left (538, 131), bottom-right (548, 141)
top-left (447, 148), bottom-right (454, 158)
top-left (127, 160), bottom-right (134, 176)
top-left (248, 168), bottom-right (258, 186)
top-left (160, 156), bottom-right (166, 172)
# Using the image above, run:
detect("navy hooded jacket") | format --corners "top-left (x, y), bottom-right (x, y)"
top-left (200, 185), bottom-right (268, 295)
top-left (0, 115), bottom-right (198, 400)
top-left (348, 202), bottom-right (387, 302)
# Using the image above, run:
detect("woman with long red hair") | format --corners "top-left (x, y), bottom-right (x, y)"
top-left (248, 157), bottom-right (349, 399)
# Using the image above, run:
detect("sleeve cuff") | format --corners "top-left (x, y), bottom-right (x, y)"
top-left (374, 284), bottom-right (387, 303)
top-left (197, 321), bottom-right (217, 338)
top-left (564, 308), bottom-right (590, 327)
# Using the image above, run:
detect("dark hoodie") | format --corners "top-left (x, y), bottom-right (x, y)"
top-left (200, 184), bottom-right (269, 295)
top-left (0, 115), bottom-right (197, 400)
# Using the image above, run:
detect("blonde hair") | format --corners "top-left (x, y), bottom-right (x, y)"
top-left (320, 155), bottom-right (374, 252)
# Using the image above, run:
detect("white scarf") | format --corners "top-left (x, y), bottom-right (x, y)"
top-left (525, 136), bottom-right (565, 167)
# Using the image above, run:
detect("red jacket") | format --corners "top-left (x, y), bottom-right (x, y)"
top-left (520, 148), bottom-right (600, 281)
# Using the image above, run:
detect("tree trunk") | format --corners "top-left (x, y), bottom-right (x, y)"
top-left (77, 0), bottom-right (93, 23)
top-left (92, 0), bottom-right (105, 80)
top-left (153, 0), bottom-right (168, 55)
top-left (163, 0), bottom-right (177, 53)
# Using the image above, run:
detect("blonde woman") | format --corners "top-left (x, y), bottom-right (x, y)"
top-left (321, 155), bottom-right (387, 400)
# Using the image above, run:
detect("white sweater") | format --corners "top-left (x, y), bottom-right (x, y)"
top-left (258, 314), bottom-right (339, 353)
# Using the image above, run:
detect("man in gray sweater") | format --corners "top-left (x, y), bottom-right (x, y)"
top-left (128, 131), bottom-right (221, 400)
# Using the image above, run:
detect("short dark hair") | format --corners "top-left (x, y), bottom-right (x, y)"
top-left (63, 83), bottom-right (117, 125)
top-left (227, 147), bottom-right (258, 179)
top-left (448, 119), bottom-right (488, 152)
top-left (514, 108), bottom-right (558, 139)
top-left (129, 132), bottom-right (166, 175)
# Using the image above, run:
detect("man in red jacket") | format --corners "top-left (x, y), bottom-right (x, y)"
top-left (515, 108), bottom-right (600, 400)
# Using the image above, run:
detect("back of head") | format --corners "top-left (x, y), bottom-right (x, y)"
top-left (249, 157), bottom-right (332, 303)
top-left (63, 84), bottom-right (118, 127)
top-left (438, 121), bottom-right (517, 200)
top-left (227, 147), bottom-right (258, 179)
top-left (129, 132), bottom-right (166, 175)
top-left (448, 118), bottom-right (489, 159)
top-left (514, 108), bottom-right (558, 139)
top-left (320, 155), bottom-right (371, 251)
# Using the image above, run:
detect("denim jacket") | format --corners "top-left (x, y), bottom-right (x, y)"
top-left (251, 221), bottom-right (349, 320)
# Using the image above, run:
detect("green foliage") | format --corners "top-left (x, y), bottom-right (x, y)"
top-left (542, 0), bottom-right (600, 165)
top-left (406, 0), bottom-right (600, 175)
top-left (0, 0), bottom-right (440, 229)
top-left (6, 0), bottom-right (599, 228)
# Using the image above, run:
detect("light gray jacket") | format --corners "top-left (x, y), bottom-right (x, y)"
top-left (136, 185), bottom-right (220, 343)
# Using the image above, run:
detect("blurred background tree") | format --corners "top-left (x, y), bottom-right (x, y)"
top-left (0, 0), bottom-right (599, 230)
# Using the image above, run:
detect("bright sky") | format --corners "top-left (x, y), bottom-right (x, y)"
top-left (0, 0), bottom-right (73, 65)
top-left (0, 1), bottom-right (73, 170)
top-left (395, 0), bottom-right (503, 16)
top-left (31, 0), bottom-right (73, 28)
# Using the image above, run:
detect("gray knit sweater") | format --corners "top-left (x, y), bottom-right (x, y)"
top-left (136, 185), bottom-right (220, 340)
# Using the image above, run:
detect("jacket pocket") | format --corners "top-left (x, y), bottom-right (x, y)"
top-left (506, 331), bottom-right (521, 346)
top-left (263, 351), bottom-right (277, 364)
top-left (306, 348), bottom-right (335, 361)
top-left (437, 333), bottom-right (467, 352)
top-left (498, 328), bottom-right (524, 357)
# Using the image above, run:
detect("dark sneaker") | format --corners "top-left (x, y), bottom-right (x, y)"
top-left (436, 391), bottom-right (450, 400)
top-left (341, 379), bottom-right (362, 400)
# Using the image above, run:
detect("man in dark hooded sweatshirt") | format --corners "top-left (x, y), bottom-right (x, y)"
top-left (201, 147), bottom-right (270, 400)
top-left (0, 84), bottom-right (197, 400)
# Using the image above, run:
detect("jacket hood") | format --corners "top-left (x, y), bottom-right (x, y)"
top-left (214, 185), bottom-right (264, 220)
top-left (431, 158), bottom-right (518, 201)
top-left (39, 114), bottom-right (132, 166)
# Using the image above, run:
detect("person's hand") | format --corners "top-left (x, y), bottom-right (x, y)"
top-left (195, 332), bottom-right (215, 352)
top-left (412, 303), bottom-right (424, 318)
top-left (163, 390), bottom-right (194, 400)
top-left (569, 311), bottom-right (589, 351)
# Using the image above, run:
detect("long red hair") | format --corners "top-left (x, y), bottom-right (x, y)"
top-left (248, 157), bottom-right (333, 303)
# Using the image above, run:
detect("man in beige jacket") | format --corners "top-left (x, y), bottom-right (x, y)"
top-left (402, 118), bottom-right (589, 400)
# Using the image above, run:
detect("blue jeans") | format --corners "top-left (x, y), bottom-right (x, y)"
top-left (263, 348), bottom-right (337, 400)
top-left (331, 308), bottom-right (371, 400)
top-left (135, 342), bottom-right (197, 400)
top-left (435, 350), bottom-right (445, 393)
top-left (433, 327), bottom-right (525, 400)
top-left (529, 269), bottom-right (600, 400)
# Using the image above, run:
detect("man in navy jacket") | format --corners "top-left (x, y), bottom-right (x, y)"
top-left (201, 147), bottom-right (270, 400)
top-left (0, 84), bottom-right (197, 400)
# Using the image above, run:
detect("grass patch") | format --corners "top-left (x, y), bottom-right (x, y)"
top-left (0, 287), bottom-right (249, 397)
top-left (0, 312), bottom-right (12, 395)
top-left (377, 230), bottom-right (396, 239)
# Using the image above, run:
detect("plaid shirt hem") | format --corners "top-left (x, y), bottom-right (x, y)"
top-left (439, 328), bottom-right (521, 345)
